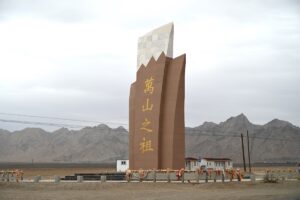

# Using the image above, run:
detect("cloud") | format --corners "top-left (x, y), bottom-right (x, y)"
top-left (0, 0), bottom-right (299, 131)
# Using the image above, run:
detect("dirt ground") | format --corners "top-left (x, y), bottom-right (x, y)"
top-left (9, 166), bottom-right (298, 180)
top-left (0, 181), bottom-right (300, 200)
top-left (1, 166), bottom-right (299, 200)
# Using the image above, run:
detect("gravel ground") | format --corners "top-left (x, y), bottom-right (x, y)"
top-left (0, 181), bottom-right (299, 200)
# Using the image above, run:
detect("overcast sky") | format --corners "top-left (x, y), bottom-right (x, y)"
top-left (0, 0), bottom-right (299, 131)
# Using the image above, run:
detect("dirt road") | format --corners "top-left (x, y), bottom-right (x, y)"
top-left (0, 181), bottom-right (299, 200)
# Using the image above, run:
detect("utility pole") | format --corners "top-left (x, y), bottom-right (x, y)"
top-left (241, 133), bottom-right (247, 172)
top-left (247, 130), bottom-right (252, 173)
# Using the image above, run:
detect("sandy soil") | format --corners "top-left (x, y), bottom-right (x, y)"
top-left (4, 166), bottom-right (297, 179)
top-left (0, 181), bottom-right (299, 200)
top-left (1, 166), bottom-right (299, 200)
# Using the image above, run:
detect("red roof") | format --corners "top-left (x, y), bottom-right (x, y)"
top-left (185, 157), bottom-right (198, 161)
top-left (203, 157), bottom-right (232, 161)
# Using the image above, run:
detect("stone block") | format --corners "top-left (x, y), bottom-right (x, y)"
top-left (250, 174), bottom-right (256, 183)
top-left (33, 176), bottom-right (41, 183)
top-left (77, 176), bottom-right (83, 183)
top-left (101, 175), bottom-right (106, 182)
top-left (54, 176), bottom-right (60, 183)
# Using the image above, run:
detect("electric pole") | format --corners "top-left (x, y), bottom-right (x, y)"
top-left (241, 133), bottom-right (247, 172)
top-left (247, 130), bottom-right (252, 173)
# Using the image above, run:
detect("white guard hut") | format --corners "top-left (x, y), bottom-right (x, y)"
top-left (116, 160), bottom-right (129, 172)
top-left (185, 157), bottom-right (200, 171)
top-left (200, 157), bottom-right (233, 170)
top-left (185, 157), bottom-right (233, 171)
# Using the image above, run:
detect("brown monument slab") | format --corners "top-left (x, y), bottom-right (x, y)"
top-left (129, 52), bottom-right (186, 170)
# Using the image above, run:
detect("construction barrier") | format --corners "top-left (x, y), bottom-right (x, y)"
top-left (124, 168), bottom-right (248, 183)
top-left (0, 169), bottom-right (24, 182)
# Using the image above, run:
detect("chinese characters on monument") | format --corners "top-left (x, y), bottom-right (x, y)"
top-left (139, 77), bottom-right (155, 153)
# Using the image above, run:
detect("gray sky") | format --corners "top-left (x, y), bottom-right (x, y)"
top-left (0, 0), bottom-right (299, 131)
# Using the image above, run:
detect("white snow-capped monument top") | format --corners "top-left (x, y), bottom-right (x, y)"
top-left (137, 22), bottom-right (174, 70)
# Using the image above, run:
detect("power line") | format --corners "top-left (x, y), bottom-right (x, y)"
top-left (0, 112), bottom-right (128, 126)
top-left (0, 118), bottom-right (85, 129)
top-left (0, 118), bottom-right (129, 131)
top-left (187, 131), bottom-right (297, 142)
top-left (0, 112), bottom-right (297, 142)
top-left (188, 128), bottom-right (298, 141)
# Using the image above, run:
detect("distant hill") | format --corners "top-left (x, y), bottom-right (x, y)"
top-left (185, 114), bottom-right (300, 163)
top-left (0, 114), bottom-right (299, 163)
top-left (0, 125), bottom-right (128, 163)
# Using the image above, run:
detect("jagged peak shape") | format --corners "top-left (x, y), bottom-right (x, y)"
top-left (95, 124), bottom-right (110, 129)
top-left (137, 22), bottom-right (174, 70)
top-left (265, 119), bottom-right (292, 128)
top-left (136, 52), bottom-right (168, 76)
top-left (226, 113), bottom-right (250, 123)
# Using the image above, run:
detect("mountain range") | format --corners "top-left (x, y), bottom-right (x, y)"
top-left (0, 114), bottom-right (299, 163)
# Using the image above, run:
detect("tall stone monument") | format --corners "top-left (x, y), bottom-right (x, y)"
top-left (129, 23), bottom-right (186, 170)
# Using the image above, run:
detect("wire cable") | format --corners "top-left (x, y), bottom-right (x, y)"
top-left (0, 118), bottom-right (85, 129)
top-left (0, 112), bottom-right (128, 126)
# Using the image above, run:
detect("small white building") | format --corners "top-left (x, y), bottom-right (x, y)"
top-left (200, 157), bottom-right (233, 170)
top-left (116, 160), bottom-right (129, 172)
top-left (185, 157), bottom-right (233, 171)
top-left (185, 157), bottom-right (200, 171)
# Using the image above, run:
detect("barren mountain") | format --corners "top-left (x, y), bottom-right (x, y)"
top-left (0, 114), bottom-right (299, 163)
top-left (185, 114), bottom-right (300, 163)
top-left (0, 125), bottom-right (128, 163)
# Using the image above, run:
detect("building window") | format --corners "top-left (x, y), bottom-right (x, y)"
top-left (121, 161), bottom-right (126, 165)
